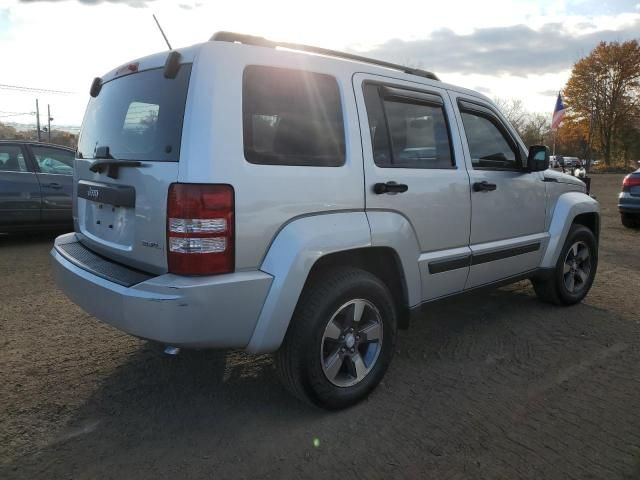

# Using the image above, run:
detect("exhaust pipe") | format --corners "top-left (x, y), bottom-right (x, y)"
top-left (163, 346), bottom-right (181, 356)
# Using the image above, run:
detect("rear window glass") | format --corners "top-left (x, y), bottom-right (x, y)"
top-left (242, 65), bottom-right (345, 167)
top-left (0, 145), bottom-right (28, 172)
top-left (77, 65), bottom-right (192, 161)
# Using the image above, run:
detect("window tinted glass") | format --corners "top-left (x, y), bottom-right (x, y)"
top-left (0, 145), bottom-right (27, 172)
top-left (363, 84), bottom-right (391, 166)
top-left (77, 65), bottom-right (192, 162)
top-left (243, 66), bottom-right (345, 167)
top-left (460, 111), bottom-right (519, 169)
top-left (31, 146), bottom-right (74, 175)
top-left (363, 84), bottom-right (453, 169)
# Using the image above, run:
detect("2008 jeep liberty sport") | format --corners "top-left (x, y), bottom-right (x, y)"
top-left (52, 32), bottom-right (599, 409)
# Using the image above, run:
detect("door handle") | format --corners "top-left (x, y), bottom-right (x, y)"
top-left (45, 182), bottom-right (63, 189)
top-left (473, 181), bottom-right (497, 192)
top-left (374, 182), bottom-right (409, 194)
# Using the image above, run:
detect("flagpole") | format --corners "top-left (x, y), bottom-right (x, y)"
top-left (552, 90), bottom-right (561, 156)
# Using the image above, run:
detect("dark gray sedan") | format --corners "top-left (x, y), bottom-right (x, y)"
top-left (0, 141), bottom-right (74, 233)
top-left (619, 168), bottom-right (640, 228)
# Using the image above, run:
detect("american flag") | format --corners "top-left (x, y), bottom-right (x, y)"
top-left (552, 92), bottom-right (565, 130)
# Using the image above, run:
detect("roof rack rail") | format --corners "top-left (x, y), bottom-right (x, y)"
top-left (210, 31), bottom-right (439, 81)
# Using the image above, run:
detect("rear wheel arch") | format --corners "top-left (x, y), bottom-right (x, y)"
top-left (302, 247), bottom-right (410, 329)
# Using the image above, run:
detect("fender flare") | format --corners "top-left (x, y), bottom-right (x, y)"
top-left (246, 212), bottom-right (372, 353)
top-left (540, 192), bottom-right (600, 269)
top-left (366, 210), bottom-right (422, 306)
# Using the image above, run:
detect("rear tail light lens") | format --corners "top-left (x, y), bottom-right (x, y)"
top-left (168, 237), bottom-right (227, 254)
top-left (168, 218), bottom-right (227, 234)
top-left (167, 184), bottom-right (234, 275)
top-left (622, 174), bottom-right (640, 191)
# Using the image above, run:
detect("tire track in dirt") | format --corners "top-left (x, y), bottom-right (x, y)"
top-left (2, 175), bottom-right (640, 479)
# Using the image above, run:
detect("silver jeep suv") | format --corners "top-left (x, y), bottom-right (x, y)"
top-left (52, 32), bottom-right (599, 409)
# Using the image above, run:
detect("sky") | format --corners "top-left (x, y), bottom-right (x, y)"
top-left (0, 0), bottom-right (639, 127)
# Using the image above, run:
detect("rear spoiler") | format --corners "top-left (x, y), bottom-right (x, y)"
top-left (89, 50), bottom-right (182, 98)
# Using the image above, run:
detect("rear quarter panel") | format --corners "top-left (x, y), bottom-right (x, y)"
top-left (246, 212), bottom-right (372, 353)
top-left (179, 43), bottom-right (366, 271)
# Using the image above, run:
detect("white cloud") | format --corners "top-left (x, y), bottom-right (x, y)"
top-left (0, 0), bottom-right (638, 125)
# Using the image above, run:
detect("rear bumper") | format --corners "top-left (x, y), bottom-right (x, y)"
top-left (51, 233), bottom-right (273, 348)
top-left (618, 192), bottom-right (640, 214)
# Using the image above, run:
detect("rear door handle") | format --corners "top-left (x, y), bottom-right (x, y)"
top-left (473, 181), bottom-right (497, 192)
top-left (374, 182), bottom-right (409, 194)
top-left (45, 182), bottom-right (63, 189)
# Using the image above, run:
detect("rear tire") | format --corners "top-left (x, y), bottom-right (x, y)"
top-left (621, 213), bottom-right (639, 228)
top-left (275, 267), bottom-right (397, 410)
top-left (532, 224), bottom-right (598, 305)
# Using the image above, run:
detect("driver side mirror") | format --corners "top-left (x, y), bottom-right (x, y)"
top-left (527, 145), bottom-right (550, 172)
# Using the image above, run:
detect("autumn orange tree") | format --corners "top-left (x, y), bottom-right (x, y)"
top-left (563, 40), bottom-right (640, 164)
top-left (555, 115), bottom-right (590, 156)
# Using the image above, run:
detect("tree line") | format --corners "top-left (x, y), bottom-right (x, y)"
top-left (497, 39), bottom-right (640, 167)
top-left (0, 122), bottom-right (77, 149)
top-left (1, 39), bottom-right (638, 165)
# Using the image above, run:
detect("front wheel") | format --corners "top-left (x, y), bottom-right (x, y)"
top-left (532, 224), bottom-right (598, 305)
top-left (275, 267), bottom-right (397, 410)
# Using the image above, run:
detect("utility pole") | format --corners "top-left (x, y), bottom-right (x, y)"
top-left (586, 76), bottom-right (596, 171)
top-left (35, 99), bottom-right (41, 142)
top-left (47, 104), bottom-right (52, 143)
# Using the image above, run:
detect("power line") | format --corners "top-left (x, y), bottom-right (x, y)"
top-left (0, 110), bottom-right (36, 114)
top-left (0, 111), bottom-right (35, 118)
top-left (0, 83), bottom-right (76, 95)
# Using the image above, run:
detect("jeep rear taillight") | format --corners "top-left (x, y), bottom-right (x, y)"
top-left (167, 184), bottom-right (234, 275)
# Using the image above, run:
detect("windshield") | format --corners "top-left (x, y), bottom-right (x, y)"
top-left (77, 64), bottom-right (192, 161)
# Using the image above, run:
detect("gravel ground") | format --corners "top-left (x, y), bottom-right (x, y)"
top-left (1, 173), bottom-right (639, 480)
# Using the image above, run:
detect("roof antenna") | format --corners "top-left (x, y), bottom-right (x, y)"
top-left (152, 14), bottom-right (172, 50)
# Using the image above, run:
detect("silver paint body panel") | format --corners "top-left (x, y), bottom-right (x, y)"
top-left (52, 40), bottom-right (600, 352)
top-left (52, 233), bottom-right (272, 348)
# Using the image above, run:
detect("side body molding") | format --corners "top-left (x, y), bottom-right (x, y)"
top-left (246, 212), bottom-right (372, 353)
top-left (540, 192), bottom-right (600, 269)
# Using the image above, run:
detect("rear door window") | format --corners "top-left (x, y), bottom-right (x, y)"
top-left (31, 146), bottom-right (74, 175)
top-left (363, 84), bottom-right (454, 169)
top-left (77, 65), bottom-right (192, 162)
top-left (242, 66), bottom-right (345, 167)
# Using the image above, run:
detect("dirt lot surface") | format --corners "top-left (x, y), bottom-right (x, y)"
top-left (1, 174), bottom-right (639, 479)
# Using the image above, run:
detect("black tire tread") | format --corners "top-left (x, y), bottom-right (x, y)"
top-left (275, 266), bottom-right (395, 409)
top-left (621, 213), bottom-right (639, 229)
top-left (532, 275), bottom-right (562, 305)
top-left (532, 224), bottom-right (597, 306)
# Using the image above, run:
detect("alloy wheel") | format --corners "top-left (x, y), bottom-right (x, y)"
top-left (320, 299), bottom-right (384, 387)
top-left (563, 241), bottom-right (592, 294)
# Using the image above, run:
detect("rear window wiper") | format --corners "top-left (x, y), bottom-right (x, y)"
top-left (89, 146), bottom-right (142, 179)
